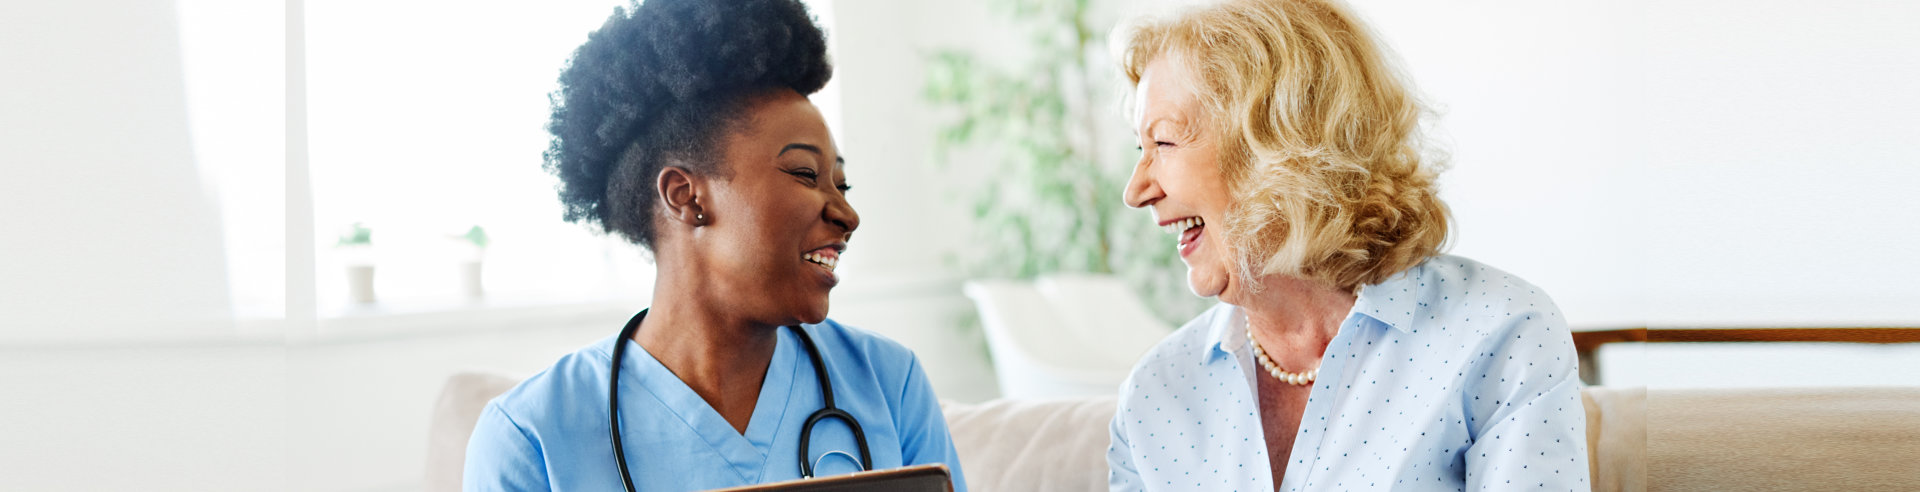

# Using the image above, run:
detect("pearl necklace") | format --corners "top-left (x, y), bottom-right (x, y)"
top-left (1247, 328), bottom-right (1318, 386)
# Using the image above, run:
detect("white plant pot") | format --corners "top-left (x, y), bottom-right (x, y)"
top-left (460, 260), bottom-right (483, 299)
top-left (346, 265), bottom-right (376, 304)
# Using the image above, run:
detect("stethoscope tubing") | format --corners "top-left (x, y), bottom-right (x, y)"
top-left (607, 310), bottom-right (871, 492)
top-left (789, 326), bottom-right (874, 477)
top-left (609, 310), bottom-right (645, 492)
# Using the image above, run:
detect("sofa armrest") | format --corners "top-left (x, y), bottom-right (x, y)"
top-left (424, 371), bottom-right (522, 492)
top-left (1584, 386), bottom-right (1648, 492)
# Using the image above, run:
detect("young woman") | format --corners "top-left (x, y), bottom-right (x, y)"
top-left (463, 1), bottom-right (966, 490)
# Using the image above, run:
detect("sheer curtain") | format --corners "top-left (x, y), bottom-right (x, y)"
top-left (178, 0), bottom-right (285, 321)
top-left (0, 0), bottom-right (234, 342)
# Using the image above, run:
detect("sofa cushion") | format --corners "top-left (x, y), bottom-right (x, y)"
top-left (1647, 387), bottom-right (1920, 491)
top-left (942, 389), bottom-right (1645, 492)
top-left (941, 397), bottom-right (1115, 492)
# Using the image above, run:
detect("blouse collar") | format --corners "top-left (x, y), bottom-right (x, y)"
top-left (1205, 261), bottom-right (1426, 363)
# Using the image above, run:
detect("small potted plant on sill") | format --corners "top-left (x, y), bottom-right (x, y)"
top-left (452, 225), bottom-right (489, 300)
top-left (337, 222), bottom-right (376, 304)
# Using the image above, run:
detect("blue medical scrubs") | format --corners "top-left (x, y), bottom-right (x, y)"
top-left (463, 319), bottom-right (968, 491)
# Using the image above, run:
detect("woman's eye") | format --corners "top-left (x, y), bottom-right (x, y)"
top-left (1156, 141), bottom-right (1175, 148)
top-left (836, 183), bottom-right (852, 193)
top-left (789, 169), bottom-right (819, 182)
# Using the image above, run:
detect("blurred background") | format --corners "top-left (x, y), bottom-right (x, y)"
top-left (2, 0), bottom-right (1916, 490)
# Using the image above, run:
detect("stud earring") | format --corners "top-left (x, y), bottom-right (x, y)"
top-left (696, 213), bottom-right (705, 221)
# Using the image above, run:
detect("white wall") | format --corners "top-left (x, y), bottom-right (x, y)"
top-left (1624, 0), bottom-right (1920, 326)
top-left (1600, 342), bottom-right (1920, 389)
top-left (1346, 0), bottom-right (1920, 328)
top-left (0, 345), bottom-right (288, 490)
top-left (0, 0), bottom-right (280, 490)
top-left (1344, 0), bottom-right (1920, 388)
top-left (0, 0), bottom-right (233, 342)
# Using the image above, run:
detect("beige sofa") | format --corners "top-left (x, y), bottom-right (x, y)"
top-left (426, 372), bottom-right (1918, 491)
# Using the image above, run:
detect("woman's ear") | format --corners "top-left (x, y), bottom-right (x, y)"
top-left (656, 166), bottom-right (707, 226)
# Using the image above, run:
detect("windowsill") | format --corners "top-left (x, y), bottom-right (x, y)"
top-left (5, 272), bottom-right (963, 350)
top-left (0, 295), bottom-right (645, 351)
top-left (285, 272), bottom-right (959, 345)
top-left (290, 292), bottom-right (645, 345)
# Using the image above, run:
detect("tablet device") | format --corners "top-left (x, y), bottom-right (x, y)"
top-left (705, 464), bottom-right (953, 492)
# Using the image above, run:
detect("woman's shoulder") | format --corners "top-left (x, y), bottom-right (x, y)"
top-left (796, 319), bottom-right (931, 397)
top-left (1400, 255), bottom-right (1574, 358)
top-left (482, 336), bottom-right (620, 430)
top-left (1411, 255), bottom-right (1556, 306)
top-left (795, 319), bottom-right (949, 418)
top-left (798, 318), bottom-right (918, 366)
top-left (1401, 255), bottom-right (1563, 328)
top-left (466, 344), bottom-right (609, 487)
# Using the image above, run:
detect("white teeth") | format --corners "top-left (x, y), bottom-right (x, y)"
top-left (804, 252), bottom-right (837, 270)
top-left (1162, 217), bottom-right (1205, 235)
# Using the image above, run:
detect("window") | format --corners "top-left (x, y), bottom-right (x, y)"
top-left (181, 0), bottom-right (840, 328)
top-left (304, 0), bottom-right (653, 311)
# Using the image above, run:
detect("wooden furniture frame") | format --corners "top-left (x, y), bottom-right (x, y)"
top-left (1570, 327), bottom-right (1920, 385)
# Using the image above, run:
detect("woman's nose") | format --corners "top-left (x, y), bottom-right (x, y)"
top-left (826, 194), bottom-right (860, 238)
top-left (1121, 153), bottom-right (1161, 209)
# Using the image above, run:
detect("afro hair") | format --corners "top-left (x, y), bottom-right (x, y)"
top-left (544, 0), bottom-right (832, 251)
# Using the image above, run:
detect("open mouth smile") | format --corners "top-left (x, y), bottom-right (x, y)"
top-left (803, 249), bottom-right (839, 271)
top-left (1160, 216), bottom-right (1205, 257)
top-left (802, 242), bottom-right (846, 287)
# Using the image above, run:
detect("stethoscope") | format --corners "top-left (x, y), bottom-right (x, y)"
top-left (607, 309), bottom-right (872, 492)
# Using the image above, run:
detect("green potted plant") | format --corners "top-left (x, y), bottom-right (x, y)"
top-left (451, 225), bottom-right (489, 299)
top-left (336, 222), bottom-right (375, 304)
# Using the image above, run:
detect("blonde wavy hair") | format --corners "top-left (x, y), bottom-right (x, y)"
top-left (1118, 0), bottom-right (1450, 291)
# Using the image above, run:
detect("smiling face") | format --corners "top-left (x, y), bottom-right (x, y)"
top-left (688, 89), bottom-right (858, 326)
top-left (1123, 56), bottom-right (1238, 299)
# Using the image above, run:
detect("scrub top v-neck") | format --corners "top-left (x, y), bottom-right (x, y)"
top-left (463, 319), bottom-right (969, 492)
top-left (618, 326), bottom-right (802, 482)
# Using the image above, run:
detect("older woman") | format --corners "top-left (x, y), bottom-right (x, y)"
top-left (1105, 0), bottom-right (1587, 490)
top-left (462, 1), bottom-right (966, 490)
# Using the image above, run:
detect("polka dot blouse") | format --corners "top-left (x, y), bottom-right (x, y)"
top-left (1107, 255), bottom-right (1589, 491)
